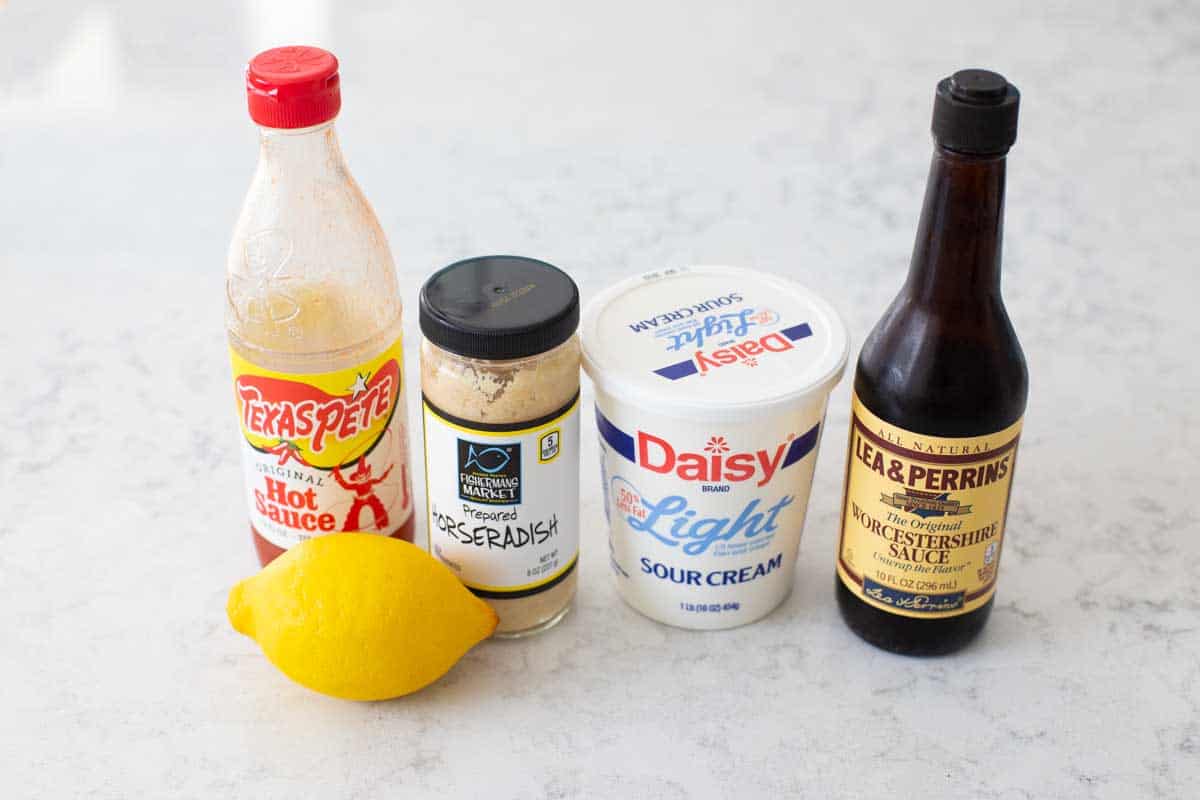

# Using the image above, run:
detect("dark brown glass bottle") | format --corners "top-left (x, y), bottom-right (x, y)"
top-left (835, 69), bottom-right (1027, 655)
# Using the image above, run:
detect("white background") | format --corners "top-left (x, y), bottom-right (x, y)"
top-left (1, 1), bottom-right (1197, 798)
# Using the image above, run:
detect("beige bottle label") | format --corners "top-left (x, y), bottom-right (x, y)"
top-left (836, 392), bottom-right (1022, 619)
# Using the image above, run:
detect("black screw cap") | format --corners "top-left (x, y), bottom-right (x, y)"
top-left (419, 255), bottom-right (579, 361)
top-left (932, 68), bottom-right (1020, 155)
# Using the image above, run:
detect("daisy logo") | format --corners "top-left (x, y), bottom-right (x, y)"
top-left (596, 410), bottom-right (821, 488)
top-left (704, 436), bottom-right (730, 454)
top-left (653, 322), bottom-right (813, 381)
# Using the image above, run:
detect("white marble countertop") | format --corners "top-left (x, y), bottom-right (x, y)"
top-left (2, 2), bottom-right (1197, 798)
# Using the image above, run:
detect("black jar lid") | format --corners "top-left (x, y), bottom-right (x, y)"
top-left (419, 255), bottom-right (580, 360)
top-left (932, 68), bottom-right (1020, 155)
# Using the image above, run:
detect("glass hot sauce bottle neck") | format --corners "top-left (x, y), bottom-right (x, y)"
top-left (229, 48), bottom-right (402, 369)
top-left (255, 120), bottom-right (349, 185)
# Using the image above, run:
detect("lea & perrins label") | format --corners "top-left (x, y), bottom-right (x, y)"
top-left (836, 392), bottom-right (1021, 619)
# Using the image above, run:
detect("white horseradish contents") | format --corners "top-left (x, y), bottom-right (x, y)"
top-left (582, 267), bottom-right (848, 629)
top-left (419, 256), bottom-right (581, 637)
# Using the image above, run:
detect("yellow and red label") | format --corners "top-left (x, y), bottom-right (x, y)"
top-left (836, 392), bottom-right (1022, 619)
top-left (230, 338), bottom-right (413, 552)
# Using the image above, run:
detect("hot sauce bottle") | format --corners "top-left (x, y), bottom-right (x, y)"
top-left (226, 47), bottom-right (415, 564)
top-left (835, 69), bottom-right (1026, 655)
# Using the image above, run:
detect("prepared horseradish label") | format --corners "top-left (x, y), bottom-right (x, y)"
top-left (230, 338), bottom-right (413, 550)
top-left (423, 394), bottom-right (580, 598)
top-left (836, 392), bottom-right (1022, 619)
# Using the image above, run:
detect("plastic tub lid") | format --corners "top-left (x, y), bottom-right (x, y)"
top-left (581, 266), bottom-right (849, 419)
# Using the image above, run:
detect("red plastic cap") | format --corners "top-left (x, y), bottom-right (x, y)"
top-left (246, 46), bottom-right (341, 128)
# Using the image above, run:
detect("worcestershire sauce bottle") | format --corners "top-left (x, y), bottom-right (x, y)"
top-left (835, 69), bottom-right (1026, 655)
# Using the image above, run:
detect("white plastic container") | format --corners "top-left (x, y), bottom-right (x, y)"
top-left (581, 267), bottom-right (849, 629)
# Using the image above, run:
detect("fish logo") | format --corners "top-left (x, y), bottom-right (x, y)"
top-left (463, 444), bottom-right (512, 474)
top-left (457, 438), bottom-right (523, 505)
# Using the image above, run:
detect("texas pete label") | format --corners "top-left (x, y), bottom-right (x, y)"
top-left (836, 392), bottom-right (1022, 619)
top-left (230, 338), bottom-right (413, 550)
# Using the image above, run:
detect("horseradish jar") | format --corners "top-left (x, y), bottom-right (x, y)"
top-left (581, 267), bottom-right (848, 629)
top-left (420, 256), bottom-right (581, 637)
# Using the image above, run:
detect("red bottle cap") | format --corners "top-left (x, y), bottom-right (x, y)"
top-left (246, 46), bottom-right (341, 129)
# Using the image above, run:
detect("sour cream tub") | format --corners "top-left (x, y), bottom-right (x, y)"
top-left (581, 267), bottom-right (849, 629)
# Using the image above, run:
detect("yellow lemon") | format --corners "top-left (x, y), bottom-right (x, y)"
top-left (228, 533), bottom-right (498, 700)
